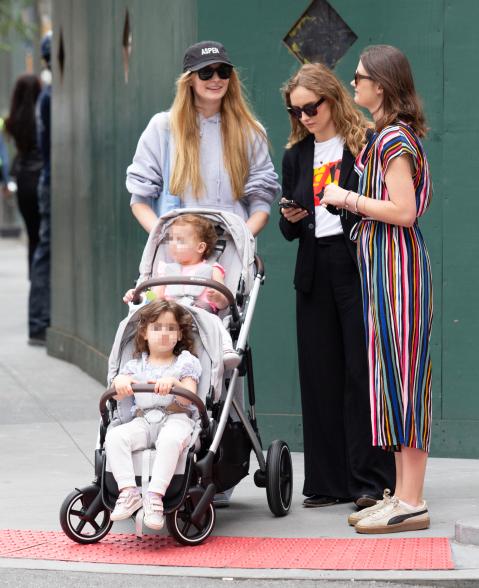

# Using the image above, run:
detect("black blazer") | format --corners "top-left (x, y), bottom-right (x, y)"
top-left (279, 133), bottom-right (361, 293)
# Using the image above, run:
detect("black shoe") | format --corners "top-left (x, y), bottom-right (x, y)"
top-left (213, 492), bottom-right (230, 508)
top-left (28, 331), bottom-right (46, 346)
top-left (303, 495), bottom-right (342, 508)
top-left (354, 494), bottom-right (379, 509)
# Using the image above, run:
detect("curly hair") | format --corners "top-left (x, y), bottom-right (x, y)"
top-left (171, 213), bottom-right (218, 258)
top-left (359, 45), bottom-right (428, 138)
top-left (282, 62), bottom-right (370, 156)
top-left (134, 300), bottom-right (196, 357)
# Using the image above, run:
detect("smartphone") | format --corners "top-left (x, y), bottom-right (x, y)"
top-left (279, 199), bottom-right (308, 212)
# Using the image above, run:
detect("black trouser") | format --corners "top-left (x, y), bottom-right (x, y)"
top-left (28, 182), bottom-right (50, 337)
top-left (15, 167), bottom-right (41, 274)
top-left (296, 235), bottom-right (395, 500)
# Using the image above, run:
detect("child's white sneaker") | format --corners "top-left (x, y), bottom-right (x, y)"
top-left (110, 488), bottom-right (143, 521)
top-left (143, 492), bottom-right (164, 530)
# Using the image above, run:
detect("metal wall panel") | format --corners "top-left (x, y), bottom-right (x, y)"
top-left (49, 0), bottom-right (197, 377)
top-left (442, 0), bottom-right (479, 420)
top-left (49, 0), bottom-right (479, 455)
top-left (196, 0), bottom-right (477, 455)
top-left (202, 1), bottom-right (310, 450)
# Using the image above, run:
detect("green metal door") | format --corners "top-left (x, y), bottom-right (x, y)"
top-left (49, 0), bottom-right (479, 456)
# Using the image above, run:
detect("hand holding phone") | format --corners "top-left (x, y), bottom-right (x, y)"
top-left (279, 198), bottom-right (309, 223)
top-left (279, 199), bottom-right (308, 212)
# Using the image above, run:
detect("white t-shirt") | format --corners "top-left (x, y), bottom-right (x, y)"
top-left (313, 135), bottom-right (344, 238)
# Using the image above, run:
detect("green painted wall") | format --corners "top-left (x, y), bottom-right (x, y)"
top-left (196, 0), bottom-right (478, 456)
top-left (49, 0), bottom-right (197, 376)
top-left (49, 0), bottom-right (479, 457)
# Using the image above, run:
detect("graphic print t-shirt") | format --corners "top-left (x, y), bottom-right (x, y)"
top-left (313, 135), bottom-right (344, 238)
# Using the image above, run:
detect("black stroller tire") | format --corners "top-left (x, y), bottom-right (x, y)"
top-left (166, 494), bottom-right (216, 546)
top-left (266, 440), bottom-right (293, 517)
top-left (60, 486), bottom-right (112, 544)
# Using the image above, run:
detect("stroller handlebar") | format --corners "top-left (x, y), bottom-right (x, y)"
top-left (99, 385), bottom-right (209, 430)
top-left (131, 277), bottom-right (239, 321)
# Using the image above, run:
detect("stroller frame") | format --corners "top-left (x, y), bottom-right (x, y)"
top-left (60, 233), bottom-right (293, 546)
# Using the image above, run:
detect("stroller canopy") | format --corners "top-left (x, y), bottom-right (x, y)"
top-left (137, 208), bottom-right (256, 296)
top-left (108, 304), bottom-right (225, 403)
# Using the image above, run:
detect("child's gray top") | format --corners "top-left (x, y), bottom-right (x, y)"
top-left (116, 350), bottom-right (201, 422)
top-left (126, 111), bottom-right (280, 220)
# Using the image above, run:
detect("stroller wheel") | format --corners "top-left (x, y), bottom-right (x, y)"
top-left (166, 494), bottom-right (216, 546)
top-left (266, 440), bottom-right (293, 517)
top-left (59, 485), bottom-right (112, 544)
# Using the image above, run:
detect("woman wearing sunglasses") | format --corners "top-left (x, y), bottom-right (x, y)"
top-left (279, 63), bottom-right (395, 511)
top-left (126, 40), bottom-right (280, 236)
top-left (322, 46), bottom-right (433, 534)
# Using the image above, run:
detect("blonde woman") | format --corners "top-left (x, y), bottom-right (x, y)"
top-left (126, 40), bottom-right (280, 235)
top-left (279, 63), bottom-right (395, 510)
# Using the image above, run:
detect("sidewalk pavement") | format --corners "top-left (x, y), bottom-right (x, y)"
top-left (1, 236), bottom-right (479, 584)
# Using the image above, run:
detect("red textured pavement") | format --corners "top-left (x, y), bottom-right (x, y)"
top-left (0, 530), bottom-right (453, 570)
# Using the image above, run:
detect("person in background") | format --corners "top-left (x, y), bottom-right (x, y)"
top-left (4, 74), bottom-right (43, 273)
top-left (28, 31), bottom-right (52, 346)
top-left (0, 118), bottom-right (9, 196)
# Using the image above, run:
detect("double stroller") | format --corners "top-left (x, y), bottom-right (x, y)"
top-left (59, 209), bottom-right (293, 546)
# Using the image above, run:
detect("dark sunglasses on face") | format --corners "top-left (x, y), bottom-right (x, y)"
top-left (287, 97), bottom-right (325, 119)
top-left (354, 72), bottom-right (373, 85)
top-left (196, 64), bottom-right (233, 81)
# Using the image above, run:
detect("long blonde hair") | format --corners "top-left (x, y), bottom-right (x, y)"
top-left (282, 63), bottom-right (370, 156)
top-left (169, 70), bottom-right (266, 200)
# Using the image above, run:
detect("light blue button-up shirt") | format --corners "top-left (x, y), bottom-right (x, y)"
top-left (126, 111), bottom-right (280, 221)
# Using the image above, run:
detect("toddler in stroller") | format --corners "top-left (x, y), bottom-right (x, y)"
top-left (60, 209), bottom-right (293, 546)
top-left (106, 300), bottom-right (201, 531)
top-left (123, 213), bottom-right (239, 369)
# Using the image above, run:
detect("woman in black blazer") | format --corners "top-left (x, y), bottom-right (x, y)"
top-left (279, 63), bottom-right (395, 508)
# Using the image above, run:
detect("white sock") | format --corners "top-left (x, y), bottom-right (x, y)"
top-left (122, 486), bottom-right (140, 496)
top-left (398, 499), bottom-right (424, 511)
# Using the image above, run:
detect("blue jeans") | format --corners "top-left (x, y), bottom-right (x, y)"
top-left (28, 183), bottom-right (50, 337)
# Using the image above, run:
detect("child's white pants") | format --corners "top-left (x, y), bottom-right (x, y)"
top-left (105, 413), bottom-right (194, 495)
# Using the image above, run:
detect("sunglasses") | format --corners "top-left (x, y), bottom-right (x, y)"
top-left (287, 97), bottom-right (325, 119)
top-left (354, 72), bottom-right (373, 85)
top-left (196, 64), bottom-right (233, 81)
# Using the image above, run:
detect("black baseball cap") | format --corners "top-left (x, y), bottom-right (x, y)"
top-left (183, 41), bottom-right (233, 73)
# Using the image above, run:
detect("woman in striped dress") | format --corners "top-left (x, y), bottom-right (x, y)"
top-left (322, 45), bottom-right (433, 534)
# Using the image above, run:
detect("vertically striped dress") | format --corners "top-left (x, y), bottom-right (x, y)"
top-left (354, 123), bottom-right (433, 451)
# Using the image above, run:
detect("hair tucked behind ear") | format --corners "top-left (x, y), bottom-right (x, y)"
top-left (282, 62), bottom-right (370, 156)
top-left (169, 70), bottom-right (267, 200)
top-left (360, 45), bottom-right (428, 137)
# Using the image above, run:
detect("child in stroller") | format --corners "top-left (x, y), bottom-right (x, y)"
top-left (123, 213), bottom-right (239, 369)
top-left (106, 300), bottom-right (201, 531)
top-left (60, 209), bottom-right (293, 546)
